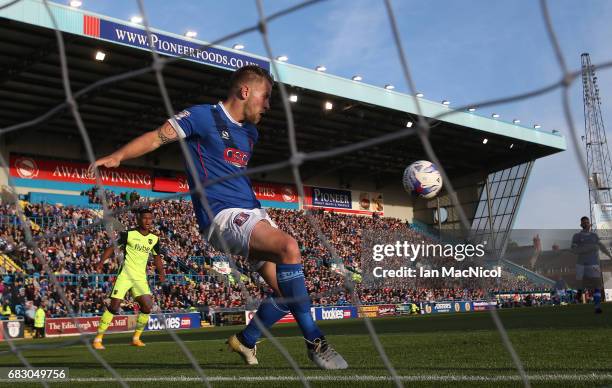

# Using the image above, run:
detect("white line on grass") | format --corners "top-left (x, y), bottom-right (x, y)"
top-left (3, 374), bottom-right (607, 383)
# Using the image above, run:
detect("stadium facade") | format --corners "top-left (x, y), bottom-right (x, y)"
top-left (0, 0), bottom-right (566, 258)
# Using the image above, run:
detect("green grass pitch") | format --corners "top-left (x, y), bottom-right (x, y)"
top-left (0, 303), bottom-right (610, 387)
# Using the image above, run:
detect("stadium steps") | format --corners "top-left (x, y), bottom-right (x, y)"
top-left (495, 258), bottom-right (555, 287)
top-left (0, 253), bottom-right (23, 273)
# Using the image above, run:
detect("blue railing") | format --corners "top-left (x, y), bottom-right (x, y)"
top-left (0, 215), bottom-right (100, 230)
top-left (29, 192), bottom-right (100, 208)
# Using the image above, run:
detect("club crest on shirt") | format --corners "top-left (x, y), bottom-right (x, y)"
top-left (221, 130), bottom-right (230, 139)
top-left (148, 239), bottom-right (153, 245)
top-left (233, 212), bottom-right (251, 227)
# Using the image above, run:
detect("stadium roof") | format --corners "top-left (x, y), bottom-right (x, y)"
top-left (0, 0), bottom-right (566, 188)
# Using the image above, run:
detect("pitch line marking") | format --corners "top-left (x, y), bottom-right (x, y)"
top-left (2, 374), bottom-right (607, 383)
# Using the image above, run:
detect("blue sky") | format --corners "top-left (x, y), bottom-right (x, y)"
top-left (53, 0), bottom-right (612, 230)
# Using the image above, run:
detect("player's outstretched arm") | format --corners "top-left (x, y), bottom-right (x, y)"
top-left (597, 241), bottom-right (612, 259)
top-left (153, 254), bottom-right (166, 283)
top-left (97, 246), bottom-right (115, 273)
top-left (89, 121), bottom-right (179, 171)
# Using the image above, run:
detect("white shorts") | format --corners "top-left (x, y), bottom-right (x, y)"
top-left (576, 264), bottom-right (601, 280)
top-left (202, 208), bottom-right (277, 271)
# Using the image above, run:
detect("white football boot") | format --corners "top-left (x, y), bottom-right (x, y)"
top-left (306, 337), bottom-right (348, 370)
top-left (227, 334), bottom-right (258, 365)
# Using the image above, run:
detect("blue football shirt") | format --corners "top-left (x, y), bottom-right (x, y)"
top-left (169, 102), bottom-right (261, 230)
top-left (571, 231), bottom-right (601, 265)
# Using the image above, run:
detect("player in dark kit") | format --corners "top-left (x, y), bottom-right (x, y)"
top-left (91, 65), bottom-right (347, 369)
top-left (571, 216), bottom-right (612, 314)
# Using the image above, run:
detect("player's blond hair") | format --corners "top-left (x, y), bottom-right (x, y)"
top-left (228, 65), bottom-right (273, 96)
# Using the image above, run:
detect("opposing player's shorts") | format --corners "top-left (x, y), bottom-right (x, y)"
top-left (110, 272), bottom-right (151, 299)
top-left (576, 264), bottom-right (601, 280)
top-left (202, 207), bottom-right (277, 271)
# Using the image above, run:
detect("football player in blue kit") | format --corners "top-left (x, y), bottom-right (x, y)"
top-left (91, 65), bottom-right (348, 369)
top-left (571, 216), bottom-right (612, 314)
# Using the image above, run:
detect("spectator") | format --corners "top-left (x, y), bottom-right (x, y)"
top-left (0, 195), bottom-right (554, 316)
top-left (1, 301), bottom-right (11, 319)
top-left (34, 302), bottom-right (45, 338)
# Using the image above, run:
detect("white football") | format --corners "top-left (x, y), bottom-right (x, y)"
top-left (403, 160), bottom-right (443, 199)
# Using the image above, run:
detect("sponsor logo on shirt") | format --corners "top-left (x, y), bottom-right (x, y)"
top-left (133, 243), bottom-right (153, 253)
top-left (224, 147), bottom-right (250, 168)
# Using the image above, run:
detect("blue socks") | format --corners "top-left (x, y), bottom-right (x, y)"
top-left (594, 289), bottom-right (602, 309)
top-left (275, 263), bottom-right (323, 342)
top-left (238, 263), bottom-right (324, 347)
top-left (241, 294), bottom-right (289, 348)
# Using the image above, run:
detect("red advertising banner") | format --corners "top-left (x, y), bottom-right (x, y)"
top-left (377, 304), bottom-right (397, 317)
top-left (45, 316), bottom-right (130, 337)
top-left (10, 154), bottom-right (152, 189)
top-left (153, 175), bottom-right (190, 193)
top-left (245, 310), bottom-right (296, 325)
top-left (252, 181), bottom-right (298, 203)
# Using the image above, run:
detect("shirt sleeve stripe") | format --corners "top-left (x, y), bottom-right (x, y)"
top-left (168, 118), bottom-right (187, 139)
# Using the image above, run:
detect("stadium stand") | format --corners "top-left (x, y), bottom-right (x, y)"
top-left (0, 191), bottom-right (569, 322)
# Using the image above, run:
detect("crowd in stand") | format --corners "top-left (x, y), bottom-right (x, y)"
top-left (0, 191), bottom-right (558, 319)
top-left (81, 187), bottom-right (140, 208)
